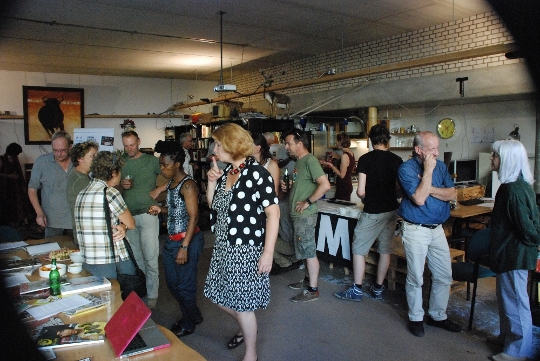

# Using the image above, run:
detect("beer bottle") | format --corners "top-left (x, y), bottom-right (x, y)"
top-left (49, 258), bottom-right (61, 296)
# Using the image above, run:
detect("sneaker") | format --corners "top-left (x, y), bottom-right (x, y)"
top-left (334, 285), bottom-right (363, 302)
top-left (147, 298), bottom-right (157, 309)
top-left (369, 284), bottom-right (384, 300)
top-left (426, 317), bottom-right (461, 332)
top-left (291, 289), bottom-right (320, 302)
top-left (408, 321), bottom-right (425, 337)
top-left (490, 352), bottom-right (527, 361)
top-left (288, 279), bottom-right (308, 290)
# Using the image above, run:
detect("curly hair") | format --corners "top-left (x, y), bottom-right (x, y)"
top-left (90, 150), bottom-right (124, 181)
top-left (154, 140), bottom-right (185, 164)
top-left (70, 141), bottom-right (99, 166)
top-left (212, 123), bottom-right (253, 161)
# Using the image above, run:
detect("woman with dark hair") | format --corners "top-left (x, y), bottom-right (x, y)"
top-left (0, 143), bottom-right (32, 226)
top-left (74, 150), bottom-right (135, 279)
top-left (204, 123), bottom-right (279, 361)
top-left (67, 141), bottom-right (98, 245)
top-left (148, 140), bottom-right (205, 338)
top-left (488, 140), bottom-right (540, 361)
top-left (252, 133), bottom-right (280, 193)
top-left (320, 132), bottom-right (356, 201)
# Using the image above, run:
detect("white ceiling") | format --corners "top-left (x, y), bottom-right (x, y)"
top-left (0, 0), bottom-right (492, 81)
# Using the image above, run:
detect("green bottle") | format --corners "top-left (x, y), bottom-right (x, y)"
top-left (49, 258), bottom-right (61, 296)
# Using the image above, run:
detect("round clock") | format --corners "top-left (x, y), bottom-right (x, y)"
top-left (437, 118), bottom-right (455, 139)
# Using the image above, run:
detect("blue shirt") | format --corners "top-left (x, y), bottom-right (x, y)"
top-left (398, 157), bottom-right (454, 224)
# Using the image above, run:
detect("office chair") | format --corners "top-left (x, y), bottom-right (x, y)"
top-left (451, 228), bottom-right (496, 330)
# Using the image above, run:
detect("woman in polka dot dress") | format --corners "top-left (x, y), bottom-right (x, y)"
top-left (204, 123), bottom-right (279, 361)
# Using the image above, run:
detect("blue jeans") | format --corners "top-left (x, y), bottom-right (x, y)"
top-left (82, 259), bottom-right (136, 280)
top-left (162, 232), bottom-right (205, 330)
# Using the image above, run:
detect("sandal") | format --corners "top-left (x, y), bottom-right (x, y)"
top-left (227, 331), bottom-right (244, 349)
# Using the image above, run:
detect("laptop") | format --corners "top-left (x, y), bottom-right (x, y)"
top-left (105, 291), bottom-right (170, 358)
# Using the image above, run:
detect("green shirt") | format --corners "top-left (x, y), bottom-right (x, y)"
top-left (289, 153), bottom-right (325, 217)
top-left (121, 153), bottom-right (161, 215)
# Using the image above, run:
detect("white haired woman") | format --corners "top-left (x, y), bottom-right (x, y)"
top-left (488, 139), bottom-right (540, 361)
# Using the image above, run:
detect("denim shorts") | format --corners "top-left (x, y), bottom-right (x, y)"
top-left (292, 213), bottom-right (318, 259)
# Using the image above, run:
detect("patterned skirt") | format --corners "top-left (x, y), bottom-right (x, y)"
top-left (204, 237), bottom-right (270, 312)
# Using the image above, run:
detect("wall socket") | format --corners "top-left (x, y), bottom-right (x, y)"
top-left (327, 68), bottom-right (336, 75)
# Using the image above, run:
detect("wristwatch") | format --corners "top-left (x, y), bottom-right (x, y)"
top-left (180, 245), bottom-right (188, 250)
top-left (305, 198), bottom-right (313, 205)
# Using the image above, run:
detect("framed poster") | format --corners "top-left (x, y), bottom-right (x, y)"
top-left (23, 86), bottom-right (84, 145)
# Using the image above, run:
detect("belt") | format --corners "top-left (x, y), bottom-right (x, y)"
top-left (403, 219), bottom-right (440, 229)
top-left (169, 227), bottom-right (200, 241)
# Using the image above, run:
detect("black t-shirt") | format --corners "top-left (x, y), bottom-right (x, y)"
top-left (357, 149), bottom-right (403, 214)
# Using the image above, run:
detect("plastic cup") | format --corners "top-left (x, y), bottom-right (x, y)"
top-left (101, 290), bottom-right (115, 315)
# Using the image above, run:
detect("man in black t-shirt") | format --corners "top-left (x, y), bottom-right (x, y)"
top-left (334, 124), bottom-right (403, 302)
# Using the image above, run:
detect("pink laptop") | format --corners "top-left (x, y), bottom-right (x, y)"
top-left (105, 291), bottom-right (170, 358)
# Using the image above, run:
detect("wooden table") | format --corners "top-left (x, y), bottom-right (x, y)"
top-left (449, 203), bottom-right (492, 239)
top-left (4, 236), bottom-right (206, 361)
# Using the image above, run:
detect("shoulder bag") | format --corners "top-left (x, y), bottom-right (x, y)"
top-left (103, 188), bottom-right (147, 300)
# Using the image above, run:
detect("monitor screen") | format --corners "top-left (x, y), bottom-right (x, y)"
top-left (448, 159), bottom-right (477, 184)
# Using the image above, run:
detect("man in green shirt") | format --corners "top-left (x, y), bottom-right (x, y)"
top-left (121, 131), bottom-right (161, 309)
top-left (283, 130), bottom-right (331, 302)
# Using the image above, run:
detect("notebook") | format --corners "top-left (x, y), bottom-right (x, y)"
top-left (104, 291), bottom-right (170, 358)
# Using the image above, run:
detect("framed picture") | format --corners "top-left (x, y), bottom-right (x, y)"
top-left (23, 86), bottom-right (84, 145)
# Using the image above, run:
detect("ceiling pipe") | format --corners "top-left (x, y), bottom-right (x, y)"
top-left (177, 43), bottom-right (516, 109)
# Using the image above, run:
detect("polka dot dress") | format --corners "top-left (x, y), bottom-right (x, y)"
top-left (204, 160), bottom-right (278, 312)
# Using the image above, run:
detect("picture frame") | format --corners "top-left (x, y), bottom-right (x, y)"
top-left (23, 86), bottom-right (84, 145)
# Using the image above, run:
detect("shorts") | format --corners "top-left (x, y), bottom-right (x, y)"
top-left (292, 213), bottom-right (318, 259)
top-left (352, 210), bottom-right (398, 256)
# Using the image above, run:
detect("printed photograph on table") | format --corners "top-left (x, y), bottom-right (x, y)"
top-left (23, 86), bottom-right (84, 145)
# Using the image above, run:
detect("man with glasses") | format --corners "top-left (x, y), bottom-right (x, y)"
top-left (179, 133), bottom-right (194, 177)
top-left (28, 131), bottom-right (74, 238)
top-left (121, 130), bottom-right (162, 309)
top-left (398, 131), bottom-right (460, 337)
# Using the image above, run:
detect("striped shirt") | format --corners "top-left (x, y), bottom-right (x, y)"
top-left (74, 179), bottom-right (130, 264)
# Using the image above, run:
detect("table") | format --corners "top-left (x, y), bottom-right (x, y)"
top-left (449, 203), bottom-right (492, 240)
top-left (3, 236), bottom-right (206, 361)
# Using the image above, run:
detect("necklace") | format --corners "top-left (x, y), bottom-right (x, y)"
top-left (229, 161), bottom-right (246, 175)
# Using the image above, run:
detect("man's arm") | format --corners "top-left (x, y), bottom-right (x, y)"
top-left (356, 173), bottom-right (366, 201)
top-left (295, 174), bottom-right (331, 213)
top-left (429, 185), bottom-right (456, 202)
top-left (28, 188), bottom-right (46, 227)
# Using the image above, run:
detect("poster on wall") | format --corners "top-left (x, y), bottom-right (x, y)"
top-left (74, 128), bottom-right (115, 152)
top-left (23, 86), bottom-right (84, 145)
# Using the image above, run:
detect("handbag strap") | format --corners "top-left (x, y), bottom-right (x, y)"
top-left (103, 188), bottom-right (142, 272)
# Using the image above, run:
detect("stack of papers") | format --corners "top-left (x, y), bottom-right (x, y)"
top-left (25, 243), bottom-right (60, 256)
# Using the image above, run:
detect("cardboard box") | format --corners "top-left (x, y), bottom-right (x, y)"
top-left (456, 185), bottom-right (485, 201)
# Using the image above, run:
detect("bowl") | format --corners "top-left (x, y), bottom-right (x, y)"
top-left (69, 251), bottom-right (83, 263)
top-left (349, 209), bottom-right (361, 218)
top-left (338, 207), bottom-right (349, 216)
top-left (68, 262), bottom-right (83, 274)
top-left (39, 263), bottom-right (67, 278)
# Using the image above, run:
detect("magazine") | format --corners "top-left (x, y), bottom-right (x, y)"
top-left (61, 292), bottom-right (108, 317)
top-left (60, 276), bottom-right (111, 296)
top-left (36, 321), bottom-right (106, 349)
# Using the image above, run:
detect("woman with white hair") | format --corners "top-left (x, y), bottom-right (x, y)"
top-left (488, 140), bottom-right (540, 361)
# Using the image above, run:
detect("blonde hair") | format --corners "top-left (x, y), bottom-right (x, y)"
top-left (212, 123), bottom-right (253, 161)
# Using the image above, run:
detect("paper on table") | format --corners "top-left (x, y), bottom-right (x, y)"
top-left (26, 294), bottom-right (92, 320)
top-left (25, 243), bottom-right (60, 256)
top-left (478, 202), bottom-right (494, 208)
top-left (0, 241), bottom-right (28, 251)
top-left (3, 273), bottom-right (29, 287)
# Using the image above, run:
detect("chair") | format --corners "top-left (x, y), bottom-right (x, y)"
top-left (451, 228), bottom-right (496, 330)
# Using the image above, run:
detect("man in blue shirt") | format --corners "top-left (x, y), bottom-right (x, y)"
top-left (398, 131), bottom-right (460, 337)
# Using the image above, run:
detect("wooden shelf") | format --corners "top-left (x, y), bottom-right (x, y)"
top-left (0, 114), bottom-right (187, 120)
top-left (0, 115), bottom-right (23, 119)
top-left (85, 114), bottom-right (185, 118)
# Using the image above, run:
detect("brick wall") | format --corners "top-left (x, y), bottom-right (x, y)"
top-left (234, 11), bottom-right (521, 102)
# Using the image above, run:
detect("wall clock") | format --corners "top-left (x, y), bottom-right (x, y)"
top-left (437, 118), bottom-right (455, 139)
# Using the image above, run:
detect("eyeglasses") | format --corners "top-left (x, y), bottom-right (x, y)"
top-left (112, 153), bottom-right (118, 165)
top-left (490, 152), bottom-right (500, 158)
top-left (53, 148), bottom-right (68, 154)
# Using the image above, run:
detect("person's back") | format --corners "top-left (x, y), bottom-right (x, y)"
top-left (360, 149), bottom-right (403, 213)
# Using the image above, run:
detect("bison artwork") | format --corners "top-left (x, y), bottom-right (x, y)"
top-left (38, 96), bottom-right (65, 136)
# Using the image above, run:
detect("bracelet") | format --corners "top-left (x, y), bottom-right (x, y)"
top-left (180, 245), bottom-right (188, 250)
top-left (306, 198), bottom-right (313, 205)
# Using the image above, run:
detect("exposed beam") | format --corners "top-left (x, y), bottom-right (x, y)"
top-left (177, 43), bottom-right (516, 109)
